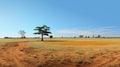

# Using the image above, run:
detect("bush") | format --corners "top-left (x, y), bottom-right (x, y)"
top-left (49, 35), bottom-right (53, 38)
top-left (4, 37), bottom-right (9, 39)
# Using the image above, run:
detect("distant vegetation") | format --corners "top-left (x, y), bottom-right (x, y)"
top-left (49, 35), bottom-right (53, 38)
top-left (3, 24), bottom-right (120, 39)
top-left (19, 30), bottom-right (26, 38)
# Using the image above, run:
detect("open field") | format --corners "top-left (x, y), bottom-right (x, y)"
top-left (0, 38), bottom-right (120, 67)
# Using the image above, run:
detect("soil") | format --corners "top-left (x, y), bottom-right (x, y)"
top-left (0, 42), bottom-right (120, 67)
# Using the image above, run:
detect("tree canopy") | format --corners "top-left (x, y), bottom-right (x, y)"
top-left (34, 25), bottom-right (51, 41)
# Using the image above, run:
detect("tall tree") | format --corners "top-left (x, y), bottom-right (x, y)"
top-left (34, 25), bottom-right (51, 41)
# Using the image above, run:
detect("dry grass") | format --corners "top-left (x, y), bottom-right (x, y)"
top-left (0, 38), bottom-right (120, 67)
top-left (26, 38), bottom-right (120, 67)
top-left (34, 38), bottom-right (120, 46)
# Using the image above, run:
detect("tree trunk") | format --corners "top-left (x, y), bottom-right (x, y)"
top-left (41, 33), bottom-right (44, 41)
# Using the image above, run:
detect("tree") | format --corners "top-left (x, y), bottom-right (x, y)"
top-left (87, 36), bottom-right (90, 38)
top-left (19, 30), bottom-right (26, 38)
top-left (92, 35), bottom-right (95, 38)
top-left (79, 35), bottom-right (84, 38)
top-left (97, 35), bottom-right (101, 38)
top-left (34, 25), bottom-right (51, 41)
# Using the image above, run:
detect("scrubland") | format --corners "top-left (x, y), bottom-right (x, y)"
top-left (0, 38), bottom-right (120, 67)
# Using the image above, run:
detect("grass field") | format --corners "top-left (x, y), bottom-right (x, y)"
top-left (27, 38), bottom-right (120, 49)
top-left (0, 38), bottom-right (120, 67)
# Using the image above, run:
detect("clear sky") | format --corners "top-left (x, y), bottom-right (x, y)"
top-left (0, 0), bottom-right (120, 37)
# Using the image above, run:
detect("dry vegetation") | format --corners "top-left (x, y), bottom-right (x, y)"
top-left (0, 38), bottom-right (120, 67)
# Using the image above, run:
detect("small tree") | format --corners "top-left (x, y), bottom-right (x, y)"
top-left (34, 25), bottom-right (51, 41)
top-left (97, 35), bottom-right (101, 38)
top-left (79, 35), bottom-right (84, 38)
top-left (19, 30), bottom-right (26, 38)
top-left (92, 35), bottom-right (95, 38)
top-left (88, 36), bottom-right (90, 38)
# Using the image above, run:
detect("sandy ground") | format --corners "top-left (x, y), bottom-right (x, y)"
top-left (0, 42), bottom-right (120, 67)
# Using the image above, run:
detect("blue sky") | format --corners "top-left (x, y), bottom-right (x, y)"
top-left (0, 0), bottom-right (120, 37)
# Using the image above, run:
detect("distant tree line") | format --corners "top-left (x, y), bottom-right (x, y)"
top-left (79, 35), bottom-right (102, 38)
top-left (3, 24), bottom-right (106, 41)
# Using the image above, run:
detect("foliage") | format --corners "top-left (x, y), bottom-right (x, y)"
top-left (34, 25), bottom-right (51, 41)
